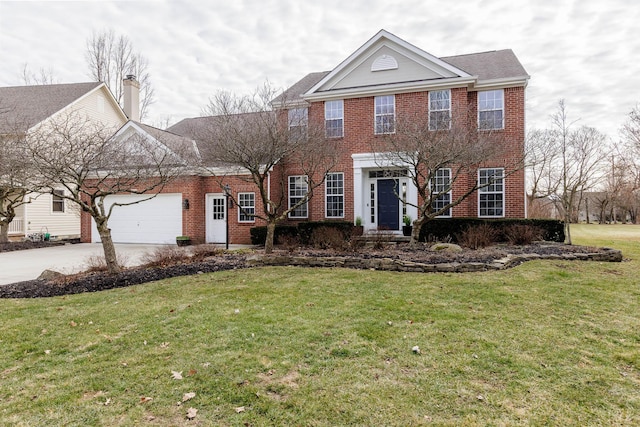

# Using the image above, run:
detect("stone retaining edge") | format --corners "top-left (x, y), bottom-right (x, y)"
top-left (245, 248), bottom-right (623, 273)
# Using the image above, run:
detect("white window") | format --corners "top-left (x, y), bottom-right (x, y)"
top-left (325, 100), bottom-right (344, 138)
top-left (374, 95), bottom-right (395, 134)
top-left (478, 90), bottom-right (504, 130)
top-left (238, 192), bottom-right (255, 222)
top-left (52, 189), bottom-right (65, 213)
top-left (288, 175), bottom-right (308, 218)
top-left (288, 107), bottom-right (308, 140)
top-left (429, 90), bottom-right (451, 130)
top-left (478, 168), bottom-right (504, 217)
top-left (325, 172), bottom-right (344, 218)
top-left (432, 168), bottom-right (452, 217)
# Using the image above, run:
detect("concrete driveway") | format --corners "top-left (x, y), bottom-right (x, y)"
top-left (0, 243), bottom-right (166, 286)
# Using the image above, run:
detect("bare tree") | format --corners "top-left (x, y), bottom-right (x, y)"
top-left (533, 101), bottom-right (610, 243)
top-left (193, 84), bottom-right (341, 253)
top-left (373, 110), bottom-right (524, 245)
top-left (0, 135), bottom-right (34, 243)
top-left (24, 112), bottom-right (186, 273)
top-left (526, 128), bottom-right (561, 213)
top-left (85, 29), bottom-right (154, 120)
top-left (20, 63), bottom-right (57, 85)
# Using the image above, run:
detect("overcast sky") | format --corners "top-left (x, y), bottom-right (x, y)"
top-left (0, 0), bottom-right (638, 139)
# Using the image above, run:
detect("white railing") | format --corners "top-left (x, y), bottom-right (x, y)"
top-left (8, 217), bottom-right (24, 235)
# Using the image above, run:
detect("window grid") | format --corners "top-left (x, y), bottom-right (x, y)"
top-left (432, 168), bottom-right (452, 217)
top-left (52, 189), bottom-right (65, 213)
top-left (374, 95), bottom-right (395, 134)
top-left (288, 175), bottom-right (308, 218)
top-left (211, 197), bottom-right (225, 220)
top-left (479, 168), bottom-right (504, 217)
top-left (288, 107), bottom-right (308, 140)
top-left (478, 90), bottom-right (504, 130)
top-left (429, 90), bottom-right (451, 130)
top-left (325, 100), bottom-right (344, 138)
top-left (238, 192), bottom-right (255, 222)
top-left (325, 173), bottom-right (344, 218)
top-left (370, 183), bottom-right (376, 224)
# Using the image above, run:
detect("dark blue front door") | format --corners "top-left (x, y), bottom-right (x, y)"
top-left (377, 179), bottom-right (400, 230)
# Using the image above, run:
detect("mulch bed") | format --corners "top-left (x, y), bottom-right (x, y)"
top-left (0, 240), bottom-right (67, 253)
top-left (0, 242), bottom-right (614, 299)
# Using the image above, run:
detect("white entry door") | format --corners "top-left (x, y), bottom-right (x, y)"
top-left (206, 194), bottom-right (227, 244)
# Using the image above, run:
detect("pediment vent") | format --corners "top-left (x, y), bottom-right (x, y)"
top-left (371, 54), bottom-right (398, 72)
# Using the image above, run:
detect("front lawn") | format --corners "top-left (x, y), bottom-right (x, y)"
top-left (1, 224), bottom-right (639, 425)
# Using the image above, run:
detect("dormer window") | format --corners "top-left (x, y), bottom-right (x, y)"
top-left (371, 54), bottom-right (398, 72)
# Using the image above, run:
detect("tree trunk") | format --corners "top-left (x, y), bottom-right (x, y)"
top-left (409, 217), bottom-right (424, 246)
top-left (0, 222), bottom-right (9, 244)
top-left (564, 215), bottom-right (572, 245)
top-left (96, 221), bottom-right (121, 274)
top-left (264, 221), bottom-right (276, 254)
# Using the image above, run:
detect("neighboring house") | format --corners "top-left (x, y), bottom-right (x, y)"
top-left (79, 29), bottom-right (529, 245)
top-left (0, 81), bottom-right (128, 240)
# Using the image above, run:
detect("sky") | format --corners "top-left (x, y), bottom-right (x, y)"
top-left (0, 0), bottom-right (638, 140)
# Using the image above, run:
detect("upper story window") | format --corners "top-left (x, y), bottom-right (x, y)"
top-left (374, 95), bottom-right (395, 134)
top-left (288, 107), bottom-right (308, 140)
top-left (478, 168), bottom-right (504, 217)
top-left (478, 90), bottom-right (504, 130)
top-left (429, 90), bottom-right (451, 130)
top-left (325, 100), bottom-right (344, 138)
top-left (52, 189), bottom-right (65, 213)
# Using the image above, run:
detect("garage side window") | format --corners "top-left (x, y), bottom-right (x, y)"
top-left (238, 192), bottom-right (255, 222)
top-left (52, 189), bottom-right (65, 213)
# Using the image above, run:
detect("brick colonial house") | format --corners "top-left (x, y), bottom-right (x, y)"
top-left (81, 29), bottom-right (529, 245)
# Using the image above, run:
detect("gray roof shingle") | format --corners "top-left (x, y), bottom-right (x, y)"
top-left (441, 49), bottom-right (529, 81)
top-left (0, 82), bottom-right (103, 133)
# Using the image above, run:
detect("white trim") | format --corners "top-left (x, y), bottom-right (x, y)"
top-left (428, 89), bottom-right (451, 131)
top-left (432, 168), bottom-right (452, 217)
top-left (306, 29), bottom-right (472, 96)
top-left (324, 100), bottom-right (344, 138)
top-left (478, 168), bottom-right (505, 218)
top-left (237, 192), bottom-right (256, 223)
top-left (374, 95), bottom-right (395, 135)
top-left (478, 89), bottom-right (505, 130)
top-left (304, 76), bottom-right (477, 102)
top-left (325, 172), bottom-right (345, 219)
top-left (288, 175), bottom-right (309, 219)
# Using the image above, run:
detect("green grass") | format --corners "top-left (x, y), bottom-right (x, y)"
top-left (1, 224), bottom-right (639, 426)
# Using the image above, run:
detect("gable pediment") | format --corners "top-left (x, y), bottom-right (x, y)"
top-left (305, 30), bottom-right (473, 99)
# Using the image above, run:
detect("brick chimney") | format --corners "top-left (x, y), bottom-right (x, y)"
top-left (123, 74), bottom-right (140, 121)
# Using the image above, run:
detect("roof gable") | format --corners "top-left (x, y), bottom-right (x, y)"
top-left (304, 30), bottom-right (473, 100)
top-left (0, 82), bottom-right (127, 134)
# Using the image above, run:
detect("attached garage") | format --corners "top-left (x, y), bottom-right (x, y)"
top-left (91, 193), bottom-right (182, 244)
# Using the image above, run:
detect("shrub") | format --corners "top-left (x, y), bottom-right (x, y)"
top-left (297, 221), bottom-right (353, 245)
top-left (140, 246), bottom-right (191, 267)
top-left (419, 218), bottom-right (565, 243)
top-left (190, 244), bottom-right (224, 261)
top-left (503, 224), bottom-right (544, 245)
top-left (278, 234), bottom-right (301, 253)
top-left (250, 225), bottom-right (298, 245)
top-left (84, 253), bottom-right (130, 272)
top-left (456, 224), bottom-right (497, 249)
top-left (310, 226), bottom-right (349, 250)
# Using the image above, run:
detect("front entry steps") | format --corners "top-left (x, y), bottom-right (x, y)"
top-left (354, 233), bottom-right (411, 245)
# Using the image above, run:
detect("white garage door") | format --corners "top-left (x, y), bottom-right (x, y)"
top-left (91, 194), bottom-right (182, 244)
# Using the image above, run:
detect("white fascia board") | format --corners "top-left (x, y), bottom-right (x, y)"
top-left (472, 76), bottom-right (530, 90)
top-left (304, 76), bottom-right (478, 102)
